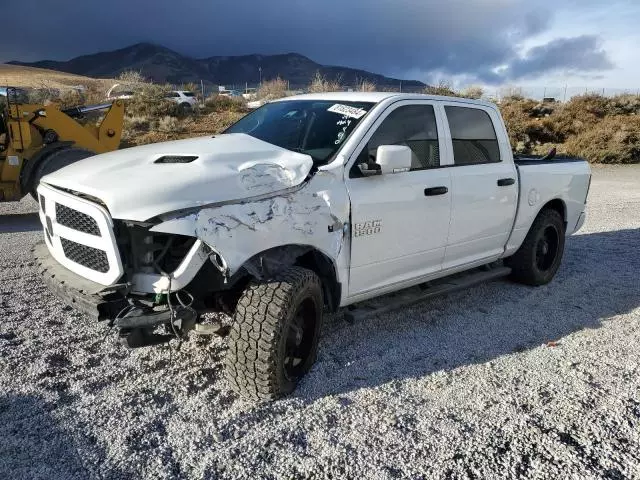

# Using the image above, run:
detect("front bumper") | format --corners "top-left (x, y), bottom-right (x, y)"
top-left (34, 242), bottom-right (197, 342)
top-left (33, 241), bottom-right (128, 320)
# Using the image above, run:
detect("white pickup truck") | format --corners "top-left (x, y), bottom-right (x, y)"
top-left (34, 92), bottom-right (591, 400)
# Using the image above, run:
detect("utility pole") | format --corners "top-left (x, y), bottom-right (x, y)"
top-left (399, 80), bottom-right (402, 93)
top-left (258, 67), bottom-right (262, 86)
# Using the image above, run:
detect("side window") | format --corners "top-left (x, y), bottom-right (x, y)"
top-left (444, 106), bottom-right (500, 165)
top-left (354, 104), bottom-right (440, 174)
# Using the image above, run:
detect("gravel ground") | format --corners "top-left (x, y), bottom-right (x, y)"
top-left (1, 166), bottom-right (640, 479)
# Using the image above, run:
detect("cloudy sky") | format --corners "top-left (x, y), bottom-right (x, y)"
top-left (1, 0), bottom-right (638, 89)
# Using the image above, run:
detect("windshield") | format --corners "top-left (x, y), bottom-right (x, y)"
top-left (224, 100), bottom-right (375, 165)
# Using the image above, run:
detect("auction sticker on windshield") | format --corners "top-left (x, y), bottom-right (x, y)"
top-left (327, 104), bottom-right (368, 119)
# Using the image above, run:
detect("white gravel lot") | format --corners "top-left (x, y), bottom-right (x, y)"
top-left (1, 166), bottom-right (639, 480)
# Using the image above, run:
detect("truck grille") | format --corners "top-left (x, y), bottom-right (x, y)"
top-left (60, 238), bottom-right (109, 273)
top-left (55, 203), bottom-right (100, 236)
top-left (37, 183), bottom-right (124, 286)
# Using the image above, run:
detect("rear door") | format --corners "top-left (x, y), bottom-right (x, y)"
top-left (441, 104), bottom-right (518, 269)
top-left (345, 101), bottom-right (452, 297)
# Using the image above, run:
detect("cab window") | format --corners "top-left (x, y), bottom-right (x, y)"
top-left (444, 106), bottom-right (500, 165)
top-left (350, 104), bottom-right (440, 177)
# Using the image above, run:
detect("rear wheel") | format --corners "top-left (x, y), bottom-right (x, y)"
top-left (225, 267), bottom-right (323, 401)
top-left (506, 208), bottom-right (565, 286)
top-left (30, 147), bottom-right (95, 198)
top-left (178, 102), bottom-right (192, 115)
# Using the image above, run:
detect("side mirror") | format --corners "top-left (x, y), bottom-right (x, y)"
top-left (376, 145), bottom-right (412, 175)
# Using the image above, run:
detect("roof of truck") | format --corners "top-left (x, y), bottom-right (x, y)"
top-left (274, 91), bottom-right (497, 108)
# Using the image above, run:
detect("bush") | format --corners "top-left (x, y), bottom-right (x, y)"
top-left (204, 94), bottom-right (247, 113)
top-left (157, 116), bottom-right (181, 133)
top-left (126, 83), bottom-right (178, 117)
top-left (498, 99), bottom-right (533, 151)
top-left (124, 115), bottom-right (152, 132)
top-left (308, 72), bottom-right (342, 93)
top-left (460, 86), bottom-right (484, 100)
top-left (606, 94), bottom-right (640, 115)
top-left (256, 77), bottom-right (289, 100)
top-left (116, 70), bottom-right (147, 85)
top-left (358, 79), bottom-right (377, 92)
top-left (424, 81), bottom-right (460, 97)
top-left (58, 89), bottom-right (84, 109)
top-left (564, 116), bottom-right (640, 164)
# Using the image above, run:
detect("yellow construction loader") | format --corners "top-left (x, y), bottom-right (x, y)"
top-left (0, 88), bottom-right (124, 201)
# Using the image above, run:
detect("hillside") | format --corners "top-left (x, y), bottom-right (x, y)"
top-left (0, 64), bottom-right (110, 89)
top-left (8, 43), bottom-right (425, 89)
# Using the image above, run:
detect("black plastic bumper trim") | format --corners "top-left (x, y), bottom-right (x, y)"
top-left (33, 242), bottom-right (127, 320)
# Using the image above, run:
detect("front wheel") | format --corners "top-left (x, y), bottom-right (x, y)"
top-left (506, 208), bottom-right (565, 286)
top-left (225, 267), bottom-right (323, 401)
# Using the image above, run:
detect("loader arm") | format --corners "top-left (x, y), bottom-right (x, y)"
top-left (31, 100), bottom-right (124, 153)
top-left (0, 99), bottom-right (124, 201)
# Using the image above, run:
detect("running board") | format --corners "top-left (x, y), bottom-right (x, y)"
top-left (343, 266), bottom-right (512, 323)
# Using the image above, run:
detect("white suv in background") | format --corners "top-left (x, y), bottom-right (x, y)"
top-left (165, 90), bottom-right (198, 110)
top-left (106, 85), bottom-right (199, 110)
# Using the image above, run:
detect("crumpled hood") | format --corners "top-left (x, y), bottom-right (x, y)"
top-left (41, 133), bottom-right (313, 221)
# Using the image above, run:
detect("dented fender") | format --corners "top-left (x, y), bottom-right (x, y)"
top-left (150, 169), bottom-right (351, 283)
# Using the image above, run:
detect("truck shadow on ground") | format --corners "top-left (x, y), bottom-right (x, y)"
top-left (0, 393), bottom-right (129, 480)
top-left (0, 212), bottom-right (41, 234)
top-left (292, 227), bottom-right (640, 402)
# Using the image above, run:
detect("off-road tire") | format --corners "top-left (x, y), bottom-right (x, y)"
top-left (506, 208), bottom-right (565, 286)
top-left (30, 147), bottom-right (95, 199)
top-left (225, 267), bottom-right (323, 401)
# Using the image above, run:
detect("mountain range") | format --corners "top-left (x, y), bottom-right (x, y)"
top-left (8, 43), bottom-right (425, 90)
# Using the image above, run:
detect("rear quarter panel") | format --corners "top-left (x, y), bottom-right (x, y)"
top-left (504, 160), bottom-right (591, 256)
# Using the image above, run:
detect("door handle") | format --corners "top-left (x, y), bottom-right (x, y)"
top-left (497, 178), bottom-right (515, 186)
top-left (424, 186), bottom-right (448, 196)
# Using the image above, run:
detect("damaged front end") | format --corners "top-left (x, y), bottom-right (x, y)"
top-left (35, 148), bottom-right (349, 349)
top-left (34, 182), bottom-right (232, 347)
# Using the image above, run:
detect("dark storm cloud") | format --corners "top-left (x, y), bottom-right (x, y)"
top-left (0, 0), bottom-right (614, 84)
top-left (507, 35), bottom-right (614, 79)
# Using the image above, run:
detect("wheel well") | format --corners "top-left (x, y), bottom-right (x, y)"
top-left (239, 245), bottom-right (341, 312)
top-left (294, 249), bottom-right (341, 312)
top-left (19, 142), bottom-right (74, 193)
top-left (541, 199), bottom-right (567, 229)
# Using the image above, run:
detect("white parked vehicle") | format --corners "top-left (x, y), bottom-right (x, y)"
top-left (34, 93), bottom-right (591, 400)
top-left (106, 84), bottom-right (198, 110)
top-left (164, 90), bottom-right (198, 110)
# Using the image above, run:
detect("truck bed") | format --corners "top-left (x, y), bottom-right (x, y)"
top-left (504, 155), bottom-right (591, 256)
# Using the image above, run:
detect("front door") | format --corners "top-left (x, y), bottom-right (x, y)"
top-left (345, 102), bottom-right (452, 297)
